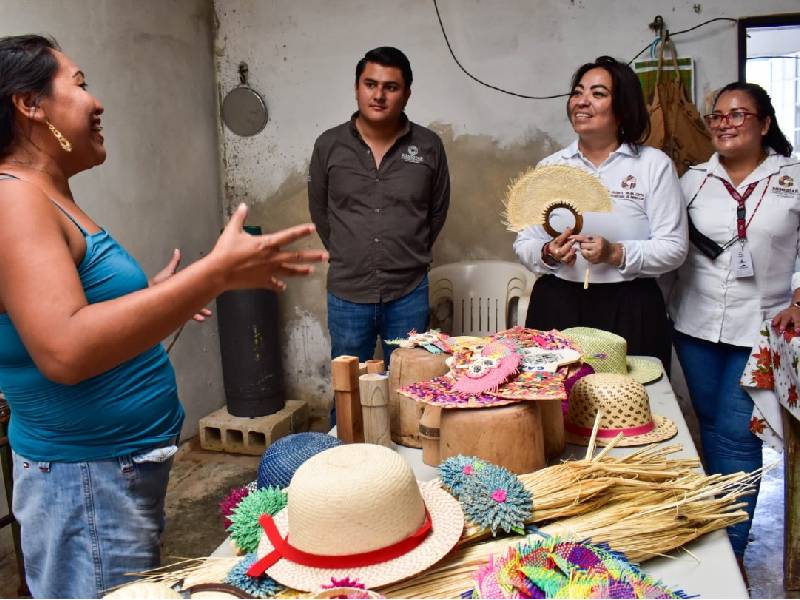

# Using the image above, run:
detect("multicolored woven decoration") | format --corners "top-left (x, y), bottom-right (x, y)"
top-left (220, 485), bottom-right (251, 530)
top-left (439, 455), bottom-right (489, 498)
top-left (492, 327), bottom-right (579, 352)
top-left (460, 464), bottom-right (532, 536)
top-left (386, 329), bottom-right (454, 354)
top-left (399, 328), bottom-right (583, 408)
top-left (453, 340), bottom-right (521, 395)
top-left (224, 553), bottom-right (284, 598)
top-left (228, 486), bottom-right (288, 554)
top-left (469, 536), bottom-right (691, 599)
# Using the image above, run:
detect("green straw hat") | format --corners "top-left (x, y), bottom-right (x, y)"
top-left (561, 327), bottom-right (663, 385)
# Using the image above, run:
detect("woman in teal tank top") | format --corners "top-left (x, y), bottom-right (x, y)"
top-left (0, 35), bottom-right (327, 599)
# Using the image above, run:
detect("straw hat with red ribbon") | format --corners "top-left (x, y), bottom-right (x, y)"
top-left (246, 444), bottom-right (464, 591)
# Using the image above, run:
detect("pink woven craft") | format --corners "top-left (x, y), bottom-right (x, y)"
top-left (452, 340), bottom-right (520, 395)
top-left (399, 375), bottom-right (520, 409)
top-left (486, 371), bottom-right (567, 401)
top-left (493, 327), bottom-right (579, 351)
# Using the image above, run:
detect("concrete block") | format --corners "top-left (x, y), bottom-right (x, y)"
top-left (198, 400), bottom-right (309, 455)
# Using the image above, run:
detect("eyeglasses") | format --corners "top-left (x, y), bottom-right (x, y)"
top-left (703, 110), bottom-right (759, 128)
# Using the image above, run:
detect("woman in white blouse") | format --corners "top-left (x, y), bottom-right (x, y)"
top-left (669, 82), bottom-right (798, 561)
top-left (514, 56), bottom-right (687, 373)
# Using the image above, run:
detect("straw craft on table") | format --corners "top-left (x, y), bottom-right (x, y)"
top-left (120, 421), bottom-right (762, 600)
top-left (380, 431), bottom-right (759, 599)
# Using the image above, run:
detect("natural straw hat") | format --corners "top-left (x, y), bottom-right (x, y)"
top-left (565, 373), bottom-right (677, 447)
top-left (247, 444), bottom-right (464, 591)
top-left (562, 327), bottom-right (663, 385)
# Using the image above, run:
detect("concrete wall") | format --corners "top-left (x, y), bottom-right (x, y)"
top-left (214, 0), bottom-right (800, 423)
top-left (0, 0), bottom-right (224, 567)
top-left (1, 0), bottom-right (224, 434)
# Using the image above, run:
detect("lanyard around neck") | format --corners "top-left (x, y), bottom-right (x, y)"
top-left (718, 178), bottom-right (760, 241)
top-left (688, 173), bottom-right (772, 249)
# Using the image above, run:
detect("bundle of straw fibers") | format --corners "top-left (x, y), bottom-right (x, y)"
top-left (380, 467), bottom-right (756, 599)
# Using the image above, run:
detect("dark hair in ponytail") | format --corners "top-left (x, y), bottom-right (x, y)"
top-left (714, 81), bottom-right (793, 157)
top-left (0, 34), bottom-right (60, 158)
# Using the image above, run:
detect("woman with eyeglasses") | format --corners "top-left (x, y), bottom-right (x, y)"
top-left (515, 56), bottom-right (687, 373)
top-left (669, 81), bottom-right (799, 564)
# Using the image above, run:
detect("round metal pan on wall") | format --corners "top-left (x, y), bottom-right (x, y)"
top-left (221, 62), bottom-right (268, 136)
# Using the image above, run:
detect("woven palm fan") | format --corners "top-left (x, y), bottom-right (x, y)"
top-left (503, 165), bottom-right (611, 236)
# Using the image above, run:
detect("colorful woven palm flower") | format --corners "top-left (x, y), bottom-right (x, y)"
top-left (227, 486), bottom-right (288, 554)
top-left (470, 536), bottom-right (690, 599)
top-left (321, 578), bottom-right (366, 590)
top-left (439, 455), bottom-right (489, 498)
top-left (219, 486), bottom-right (250, 530)
top-left (386, 329), bottom-right (453, 354)
top-left (224, 553), bottom-right (283, 598)
top-left (460, 464), bottom-right (532, 536)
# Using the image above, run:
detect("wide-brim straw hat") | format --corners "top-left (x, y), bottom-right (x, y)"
top-left (251, 444), bottom-right (464, 591)
top-left (565, 373), bottom-right (677, 447)
top-left (562, 327), bottom-right (663, 385)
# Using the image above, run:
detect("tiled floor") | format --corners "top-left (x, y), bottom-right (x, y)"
top-left (745, 446), bottom-right (799, 599)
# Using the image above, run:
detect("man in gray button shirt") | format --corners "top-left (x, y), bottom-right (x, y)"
top-left (308, 46), bottom-right (450, 379)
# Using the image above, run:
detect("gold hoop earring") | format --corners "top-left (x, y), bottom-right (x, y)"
top-left (46, 120), bottom-right (72, 153)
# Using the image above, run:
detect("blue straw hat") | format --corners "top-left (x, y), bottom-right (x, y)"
top-left (257, 432), bottom-right (342, 490)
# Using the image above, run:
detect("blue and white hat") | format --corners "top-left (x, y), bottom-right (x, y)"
top-left (257, 432), bottom-right (342, 490)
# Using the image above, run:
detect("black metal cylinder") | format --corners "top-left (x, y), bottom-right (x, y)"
top-left (216, 287), bottom-right (285, 417)
top-left (216, 224), bottom-right (285, 417)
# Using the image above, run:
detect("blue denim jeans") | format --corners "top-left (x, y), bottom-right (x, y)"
top-left (327, 276), bottom-right (430, 364)
top-left (673, 329), bottom-right (762, 557)
top-left (328, 277), bottom-right (429, 425)
top-left (12, 448), bottom-right (174, 598)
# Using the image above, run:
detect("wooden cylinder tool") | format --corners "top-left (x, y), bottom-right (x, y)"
top-left (331, 355), bottom-right (364, 443)
top-left (359, 373), bottom-right (392, 447)
top-left (366, 359), bottom-right (385, 374)
top-left (388, 348), bottom-right (449, 448)
top-left (539, 399), bottom-right (566, 460)
top-left (439, 402), bottom-right (546, 474)
top-left (419, 405), bottom-right (442, 467)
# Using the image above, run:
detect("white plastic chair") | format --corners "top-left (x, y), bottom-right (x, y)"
top-left (428, 260), bottom-right (536, 336)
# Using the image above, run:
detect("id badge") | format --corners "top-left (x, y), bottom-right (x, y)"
top-left (734, 242), bottom-right (754, 278)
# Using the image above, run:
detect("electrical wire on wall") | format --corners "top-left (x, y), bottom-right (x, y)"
top-left (431, 0), bottom-right (737, 100)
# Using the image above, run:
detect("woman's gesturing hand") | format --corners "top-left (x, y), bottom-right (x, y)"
top-left (211, 203), bottom-right (329, 292)
top-left (151, 249), bottom-right (213, 322)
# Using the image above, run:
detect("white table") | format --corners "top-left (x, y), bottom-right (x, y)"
top-left (215, 360), bottom-right (748, 598)
top-left (373, 361), bottom-right (747, 599)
